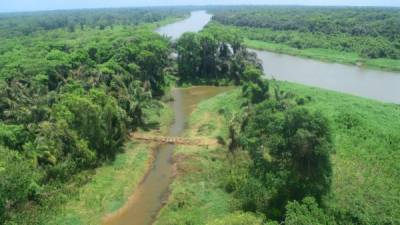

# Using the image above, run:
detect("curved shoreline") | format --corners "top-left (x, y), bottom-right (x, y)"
top-left (244, 39), bottom-right (400, 73)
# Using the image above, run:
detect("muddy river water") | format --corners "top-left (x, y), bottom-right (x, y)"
top-left (252, 49), bottom-right (400, 103)
top-left (103, 87), bottom-right (231, 225)
top-left (161, 10), bottom-right (400, 104)
top-left (103, 11), bottom-right (219, 225)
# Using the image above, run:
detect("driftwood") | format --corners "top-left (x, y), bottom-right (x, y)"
top-left (131, 132), bottom-right (219, 147)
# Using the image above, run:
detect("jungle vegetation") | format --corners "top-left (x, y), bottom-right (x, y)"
top-left (0, 8), bottom-right (187, 223)
top-left (208, 6), bottom-right (400, 70)
top-left (176, 28), bottom-right (262, 85)
top-left (156, 75), bottom-right (400, 225)
top-left (0, 7), bottom-right (264, 224)
top-left (162, 31), bottom-right (338, 224)
top-left (1, 5), bottom-right (398, 225)
top-left (0, 7), bottom-right (190, 37)
top-left (156, 10), bottom-right (400, 223)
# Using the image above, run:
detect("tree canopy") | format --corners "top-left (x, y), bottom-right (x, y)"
top-left (210, 6), bottom-right (400, 59)
top-left (0, 9), bottom-right (183, 223)
top-left (226, 72), bottom-right (334, 221)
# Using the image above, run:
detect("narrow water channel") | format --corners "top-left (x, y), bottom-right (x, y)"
top-left (103, 87), bottom-right (231, 225)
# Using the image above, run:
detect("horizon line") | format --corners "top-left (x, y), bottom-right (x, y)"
top-left (1, 4), bottom-right (399, 14)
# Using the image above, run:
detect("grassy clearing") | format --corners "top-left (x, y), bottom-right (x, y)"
top-left (156, 82), bottom-right (400, 224)
top-left (52, 104), bottom-right (174, 225)
top-left (185, 90), bottom-right (242, 140)
top-left (6, 142), bottom-right (153, 225)
top-left (245, 39), bottom-right (360, 65)
top-left (277, 81), bottom-right (400, 223)
top-left (155, 144), bottom-right (233, 225)
top-left (47, 142), bottom-right (152, 225)
top-left (365, 58), bottom-right (400, 72)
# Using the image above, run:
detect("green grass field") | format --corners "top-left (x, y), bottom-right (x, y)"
top-left (156, 83), bottom-right (400, 224)
top-left (245, 39), bottom-right (361, 65)
top-left (47, 142), bottom-right (152, 225)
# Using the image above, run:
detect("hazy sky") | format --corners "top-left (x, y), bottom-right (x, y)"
top-left (1, 0), bottom-right (399, 13)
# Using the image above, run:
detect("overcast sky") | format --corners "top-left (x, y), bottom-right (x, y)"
top-left (1, 0), bottom-right (399, 13)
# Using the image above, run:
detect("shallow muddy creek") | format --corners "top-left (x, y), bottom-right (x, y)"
top-left (103, 86), bottom-right (231, 225)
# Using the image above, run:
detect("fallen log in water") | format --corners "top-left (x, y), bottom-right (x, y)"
top-left (131, 132), bottom-right (219, 147)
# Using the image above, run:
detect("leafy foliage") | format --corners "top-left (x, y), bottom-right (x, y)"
top-left (285, 197), bottom-right (336, 225)
top-left (0, 147), bottom-right (39, 224)
top-left (176, 29), bottom-right (262, 85)
top-left (206, 212), bottom-right (264, 225)
top-left (0, 8), bottom-right (187, 37)
top-left (0, 8), bottom-right (185, 223)
top-left (226, 76), bottom-right (334, 221)
top-left (210, 6), bottom-right (400, 60)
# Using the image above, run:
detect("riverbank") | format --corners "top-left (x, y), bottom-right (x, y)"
top-left (149, 14), bottom-right (190, 30)
top-left (154, 90), bottom-right (244, 225)
top-left (154, 82), bottom-right (400, 224)
top-left (0, 12), bottom-right (190, 224)
top-left (279, 81), bottom-right (400, 224)
top-left (245, 39), bottom-right (400, 72)
top-left (203, 22), bottom-right (400, 72)
top-left (4, 103), bottom-right (173, 225)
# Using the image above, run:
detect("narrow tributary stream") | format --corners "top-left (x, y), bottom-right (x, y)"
top-left (103, 87), bottom-right (231, 225)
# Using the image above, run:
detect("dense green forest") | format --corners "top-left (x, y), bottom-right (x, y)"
top-left (0, 7), bottom-right (265, 224)
top-left (1, 5), bottom-right (399, 225)
top-left (0, 7), bottom-right (190, 37)
top-left (208, 6), bottom-right (400, 70)
top-left (228, 78), bottom-right (334, 221)
top-left (0, 8), bottom-right (188, 224)
top-left (176, 29), bottom-right (262, 85)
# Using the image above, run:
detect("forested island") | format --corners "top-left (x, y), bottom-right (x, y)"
top-left (0, 5), bottom-right (399, 225)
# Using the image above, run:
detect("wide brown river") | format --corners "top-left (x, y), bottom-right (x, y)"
top-left (252, 49), bottom-right (400, 103)
top-left (163, 10), bottom-right (400, 104)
